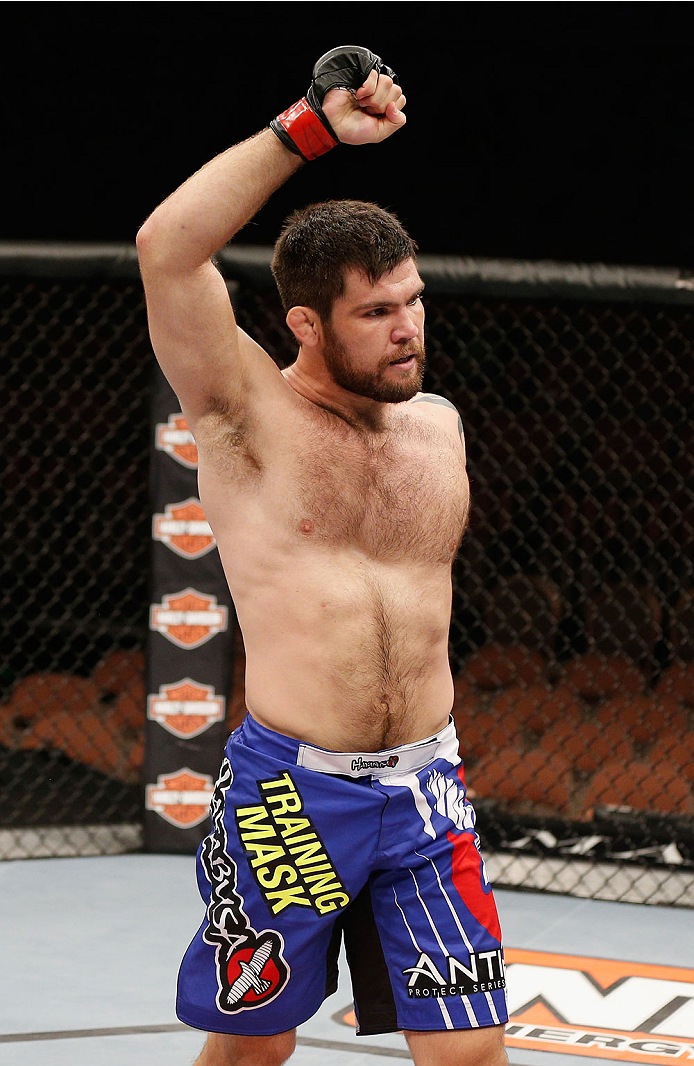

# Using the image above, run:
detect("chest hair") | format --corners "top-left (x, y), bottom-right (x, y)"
top-left (290, 409), bottom-right (469, 564)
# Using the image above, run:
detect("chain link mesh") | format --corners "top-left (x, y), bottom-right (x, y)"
top-left (2, 252), bottom-right (693, 904)
top-left (1, 276), bottom-right (150, 858)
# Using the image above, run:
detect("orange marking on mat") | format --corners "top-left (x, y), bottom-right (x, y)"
top-left (338, 948), bottom-right (694, 1064)
top-left (504, 948), bottom-right (694, 1064)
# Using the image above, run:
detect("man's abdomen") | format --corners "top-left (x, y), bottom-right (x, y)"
top-left (232, 553), bottom-right (455, 751)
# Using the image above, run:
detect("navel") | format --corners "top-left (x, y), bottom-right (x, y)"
top-left (299, 518), bottom-right (315, 535)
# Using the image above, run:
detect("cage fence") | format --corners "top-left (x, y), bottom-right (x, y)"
top-left (1, 244), bottom-right (693, 906)
top-left (1, 260), bottom-right (150, 858)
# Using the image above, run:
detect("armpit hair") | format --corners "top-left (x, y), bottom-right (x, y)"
top-left (197, 393), bottom-right (262, 474)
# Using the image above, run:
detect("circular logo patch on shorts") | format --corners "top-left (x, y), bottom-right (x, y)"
top-left (225, 939), bottom-right (286, 1007)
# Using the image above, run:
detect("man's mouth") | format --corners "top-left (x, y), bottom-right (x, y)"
top-left (389, 353), bottom-right (417, 366)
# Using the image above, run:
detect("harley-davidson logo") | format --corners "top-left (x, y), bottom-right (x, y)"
top-left (152, 498), bottom-right (216, 559)
top-left (149, 588), bottom-right (228, 649)
top-left (145, 767), bottom-right (214, 828)
top-left (147, 678), bottom-right (226, 739)
top-left (155, 413), bottom-right (198, 469)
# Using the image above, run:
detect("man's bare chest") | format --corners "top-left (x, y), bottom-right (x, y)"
top-left (197, 403), bottom-right (470, 566)
top-left (286, 415), bottom-right (470, 563)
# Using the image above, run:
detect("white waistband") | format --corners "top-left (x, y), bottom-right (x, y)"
top-left (296, 719), bottom-right (458, 778)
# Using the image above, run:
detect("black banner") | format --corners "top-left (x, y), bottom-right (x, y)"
top-left (144, 368), bottom-right (235, 852)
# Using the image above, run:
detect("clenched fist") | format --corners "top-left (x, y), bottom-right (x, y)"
top-left (270, 45), bottom-right (406, 161)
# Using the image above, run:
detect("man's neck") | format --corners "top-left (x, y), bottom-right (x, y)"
top-left (282, 362), bottom-right (391, 432)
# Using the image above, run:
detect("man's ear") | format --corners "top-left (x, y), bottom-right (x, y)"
top-left (286, 306), bottom-right (322, 347)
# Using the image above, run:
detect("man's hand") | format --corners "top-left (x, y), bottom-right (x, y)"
top-left (323, 69), bottom-right (407, 145)
top-left (270, 45), bottom-right (406, 160)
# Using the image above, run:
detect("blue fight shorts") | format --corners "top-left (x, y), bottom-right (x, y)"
top-left (176, 714), bottom-right (508, 1037)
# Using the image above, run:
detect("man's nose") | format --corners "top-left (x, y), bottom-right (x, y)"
top-left (391, 306), bottom-right (419, 342)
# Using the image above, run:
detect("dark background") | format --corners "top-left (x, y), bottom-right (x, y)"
top-left (2, 3), bottom-right (692, 266)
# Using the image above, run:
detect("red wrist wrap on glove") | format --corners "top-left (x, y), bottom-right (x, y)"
top-left (274, 98), bottom-right (338, 160)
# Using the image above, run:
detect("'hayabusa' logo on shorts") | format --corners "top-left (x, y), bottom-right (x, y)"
top-left (351, 754), bottom-right (399, 772)
top-left (222, 937), bottom-right (286, 1009)
top-left (201, 757), bottom-right (289, 1013)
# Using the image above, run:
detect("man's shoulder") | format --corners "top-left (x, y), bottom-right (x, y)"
top-left (408, 391), bottom-right (459, 413)
top-left (407, 391), bottom-right (464, 445)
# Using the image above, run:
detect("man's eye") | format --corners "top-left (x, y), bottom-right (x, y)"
top-left (367, 308), bottom-right (387, 317)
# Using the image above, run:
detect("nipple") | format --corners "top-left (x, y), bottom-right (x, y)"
top-left (299, 518), bottom-right (315, 535)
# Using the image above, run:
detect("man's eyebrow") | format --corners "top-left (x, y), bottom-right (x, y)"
top-left (353, 284), bottom-right (425, 312)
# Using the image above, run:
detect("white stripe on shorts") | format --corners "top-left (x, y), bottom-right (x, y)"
top-left (415, 851), bottom-right (502, 1026)
top-left (415, 853), bottom-right (502, 1026)
top-left (392, 884), bottom-right (453, 1030)
top-left (409, 867), bottom-right (479, 1029)
top-left (415, 849), bottom-right (475, 954)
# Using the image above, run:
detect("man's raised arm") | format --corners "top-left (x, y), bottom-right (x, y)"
top-left (136, 46), bottom-right (406, 429)
top-left (136, 131), bottom-right (301, 428)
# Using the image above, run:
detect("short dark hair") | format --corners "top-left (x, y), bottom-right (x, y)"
top-left (271, 200), bottom-right (418, 320)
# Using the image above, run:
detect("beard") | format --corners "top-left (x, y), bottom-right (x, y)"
top-left (322, 324), bottom-right (426, 404)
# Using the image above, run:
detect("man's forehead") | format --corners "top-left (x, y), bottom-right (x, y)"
top-left (340, 259), bottom-right (422, 302)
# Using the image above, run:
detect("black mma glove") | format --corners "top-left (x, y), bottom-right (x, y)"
top-left (270, 45), bottom-right (399, 161)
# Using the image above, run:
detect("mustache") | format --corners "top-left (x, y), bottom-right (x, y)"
top-left (385, 343), bottom-right (426, 367)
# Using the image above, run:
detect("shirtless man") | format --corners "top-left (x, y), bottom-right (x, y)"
top-left (137, 46), bottom-right (507, 1066)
